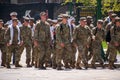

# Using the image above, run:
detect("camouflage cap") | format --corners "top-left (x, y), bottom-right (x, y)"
top-left (111, 13), bottom-right (117, 18)
top-left (51, 20), bottom-right (58, 24)
top-left (23, 16), bottom-right (30, 22)
top-left (10, 12), bottom-right (17, 16)
top-left (97, 19), bottom-right (103, 24)
top-left (80, 17), bottom-right (86, 21)
top-left (87, 16), bottom-right (92, 19)
top-left (12, 17), bottom-right (18, 22)
top-left (61, 14), bottom-right (70, 18)
top-left (40, 12), bottom-right (46, 16)
top-left (108, 10), bottom-right (114, 13)
top-left (115, 17), bottom-right (120, 22)
top-left (30, 17), bottom-right (34, 21)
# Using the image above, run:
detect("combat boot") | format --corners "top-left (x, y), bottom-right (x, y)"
top-left (108, 62), bottom-right (114, 70)
top-left (75, 63), bottom-right (82, 69)
top-left (15, 61), bottom-right (22, 67)
top-left (64, 63), bottom-right (71, 69)
top-left (56, 64), bottom-right (63, 70)
top-left (91, 64), bottom-right (96, 69)
top-left (84, 63), bottom-right (88, 69)
top-left (39, 63), bottom-right (46, 70)
top-left (1, 62), bottom-right (6, 67)
top-left (100, 63), bottom-right (104, 69)
top-left (6, 62), bottom-right (11, 68)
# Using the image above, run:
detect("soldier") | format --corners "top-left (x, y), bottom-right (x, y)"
top-left (56, 14), bottom-right (73, 70)
top-left (108, 17), bottom-right (120, 69)
top-left (86, 16), bottom-right (94, 30)
top-left (91, 20), bottom-right (105, 69)
top-left (103, 10), bottom-right (114, 28)
top-left (105, 13), bottom-right (117, 61)
top-left (73, 17), bottom-right (92, 69)
top-left (34, 12), bottom-right (51, 69)
top-left (6, 12), bottom-right (22, 65)
top-left (5, 18), bottom-right (22, 68)
top-left (19, 17), bottom-right (32, 67)
top-left (0, 19), bottom-right (6, 67)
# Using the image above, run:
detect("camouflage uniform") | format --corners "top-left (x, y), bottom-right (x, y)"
top-left (91, 27), bottom-right (105, 68)
top-left (19, 26), bottom-right (32, 67)
top-left (0, 27), bottom-right (6, 66)
top-left (34, 21), bottom-right (50, 69)
top-left (5, 25), bottom-right (21, 68)
top-left (73, 25), bottom-right (91, 69)
top-left (56, 23), bottom-right (72, 69)
top-left (108, 23), bottom-right (120, 69)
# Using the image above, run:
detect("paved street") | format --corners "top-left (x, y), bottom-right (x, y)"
top-left (0, 49), bottom-right (120, 80)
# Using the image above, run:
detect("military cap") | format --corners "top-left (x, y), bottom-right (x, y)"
top-left (30, 17), bottom-right (34, 21)
top-left (61, 14), bottom-right (70, 18)
top-left (0, 19), bottom-right (3, 23)
top-left (52, 20), bottom-right (58, 23)
top-left (23, 16), bottom-right (29, 22)
top-left (97, 19), bottom-right (103, 24)
top-left (111, 13), bottom-right (117, 17)
top-left (80, 17), bottom-right (86, 21)
top-left (108, 10), bottom-right (114, 13)
top-left (47, 18), bottom-right (52, 22)
top-left (10, 12), bottom-right (17, 16)
top-left (87, 16), bottom-right (92, 19)
top-left (57, 18), bottom-right (62, 21)
top-left (40, 12), bottom-right (46, 16)
top-left (115, 17), bottom-right (120, 22)
top-left (12, 17), bottom-right (18, 22)
top-left (58, 14), bottom-right (63, 18)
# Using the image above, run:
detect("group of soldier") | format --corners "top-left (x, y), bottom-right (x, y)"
top-left (0, 10), bottom-right (120, 70)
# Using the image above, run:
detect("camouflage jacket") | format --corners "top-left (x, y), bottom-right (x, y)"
top-left (34, 21), bottom-right (50, 42)
top-left (20, 26), bottom-right (32, 44)
top-left (73, 25), bottom-right (92, 46)
top-left (110, 26), bottom-right (120, 45)
top-left (56, 23), bottom-right (71, 44)
top-left (92, 27), bottom-right (105, 47)
top-left (0, 27), bottom-right (6, 44)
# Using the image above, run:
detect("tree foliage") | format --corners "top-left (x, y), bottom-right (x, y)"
top-left (64, 0), bottom-right (120, 15)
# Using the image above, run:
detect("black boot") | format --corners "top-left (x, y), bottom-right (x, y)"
top-left (76, 63), bottom-right (82, 69)
top-left (6, 62), bottom-right (11, 68)
top-left (15, 61), bottom-right (22, 67)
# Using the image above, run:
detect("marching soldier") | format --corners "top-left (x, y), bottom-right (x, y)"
top-left (56, 14), bottom-right (72, 70)
top-left (108, 17), bottom-right (120, 69)
top-left (19, 17), bottom-right (32, 67)
top-left (0, 19), bottom-right (6, 67)
top-left (34, 12), bottom-right (51, 69)
top-left (73, 17), bottom-right (92, 69)
top-left (5, 18), bottom-right (22, 68)
top-left (91, 20), bottom-right (105, 69)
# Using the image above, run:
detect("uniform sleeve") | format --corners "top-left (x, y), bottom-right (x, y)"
top-left (34, 23), bottom-right (40, 41)
top-left (56, 26), bottom-right (63, 43)
top-left (5, 28), bottom-right (10, 43)
top-left (72, 27), bottom-right (77, 43)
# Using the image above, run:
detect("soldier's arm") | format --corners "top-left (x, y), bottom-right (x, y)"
top-left (34, 23), bottom-right (39, 42)
top-left (5, 28), bottom-right (10, 43)
top-left (56, 26), bottom-right (63, 43)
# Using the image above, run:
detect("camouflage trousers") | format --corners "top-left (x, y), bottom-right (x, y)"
top-left (19, 43), bottom-right (32, 64)
top-left (91, 46), bottom-right (104, 65)
top-left (76, 45), bottom-right (88, 67)
top-left (6, 44), bottom-right (20, 64)
top-left (0, 44), bottom-right (6, 65)
top-left (56, 43), bottom-right (73, 67)
top-left (108, 44), bottom-right (117, 63)
top-left (36, 41), bottom-right (50, 67)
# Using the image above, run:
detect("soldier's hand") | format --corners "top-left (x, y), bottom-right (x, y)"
top-left (7, 43), bottom-right (11, 46)
top-left (60, 43), bottom-right (65, 47)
